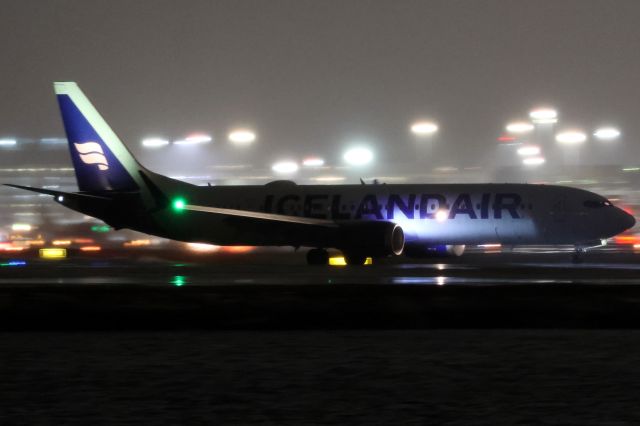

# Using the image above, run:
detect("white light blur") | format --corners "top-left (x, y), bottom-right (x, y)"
top-left (311, 176), bottom-right (346, 182)
top-left (228, 129), bottom-right (256, 145)
top-left (555, 131), bottom-right (587, 145)
top-left (186, 243), bottom-right (221, 253)
top-left (594, 127), bottom-right (621, 141)
top-left (506, 122), bottom-right (534, 133)
top-left (302, 157), bottom-right (325, 167)
top-left (0, 139), bottom-right (17, 146)
top-left (40, 138), bottom-right (66, 144)
top-left (11, 223), bottom-right (32, 232)
top-left (529, 108), bottom-right (558, 124)
top-left (272, 161), bottom-right (299, 174)
top-left (343, 147), bottom-right (373, 166)
top-left (410, 121), bottom-right (439, 135)
top-left (523, 157), bottom-right (546, 166)
top-left (174, 134), bottom-right (212, 145)
top-left (435, 210), bottom-right (448, 222)
top-left (436, 276), bottom-right (446, 286)
top-left (142, 138), bottom-right (169, 148)
top-left (517, 145), bottom-right (541, 156)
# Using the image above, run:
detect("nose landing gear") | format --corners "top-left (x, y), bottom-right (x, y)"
top-left (572, 247), bottom-right (587, 264)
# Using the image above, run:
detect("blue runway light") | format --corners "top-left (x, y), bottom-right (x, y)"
top-left (0, 260), bottom-right (26, 267)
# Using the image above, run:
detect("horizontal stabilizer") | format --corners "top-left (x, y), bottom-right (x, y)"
top-left (3, 183), bottom-right (113, 200)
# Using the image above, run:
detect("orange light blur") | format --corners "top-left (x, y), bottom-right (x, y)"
top-left (124, 239), bottom-right (151, 247)
top-left (186, 243), bottom-right (221, 252)
top-left (52, 240), bottom-right (72, 246)
top-left (0, 242), bottom-right (23, 251)
top-left (26, 239), bottom-right (45, 246)
top-left (74, 238), bottom-right (94, 244)
top-left (222, 246), bottom-right (255, 254)
top-left (613, 235), bottom-right (640, 245)
top-left (80, 245), bottom-right (102, 252)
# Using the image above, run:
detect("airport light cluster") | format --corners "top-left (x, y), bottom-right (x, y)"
top-left (302, 157), bottom-right (325, 167)
top-left (517, 145), bottom-right (541, 156)
top-left (343, 147), bottom-right (373, 166)
top-left (272, 161), bottom-right (299, 174)
top-left (555, 130), bottom-right (587, 145)
top-left (228, 129), bottom-right (256, 145)
top-left (529, 108), bottom-right (558, 124)
top-left (174, 134), bottom-right (212, 145)
top-left (142, 137), bottom-right (170, 148)
top-left (506, 122), bottom-right (534, 134)
top-left (594, 127), bottom-right (621, 141)
top-left (523, 157), bottom-right (546, 166)
top-left (410, 121), bottom-right (439, 135)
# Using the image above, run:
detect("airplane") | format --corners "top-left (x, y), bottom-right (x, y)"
top-left (5, 82), bottom-right (636, 264)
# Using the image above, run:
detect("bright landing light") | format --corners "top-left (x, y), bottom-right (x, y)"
top-left (410, 121), bottom-right (439, 135)
top-left (272, 161), bottom-right (299, 174)
top-left (228, 130), bottom-right (256, 145)
top-left (435, 210), bottom-right (448, 222)
top-left (556, 131), bottom-right (587, 144)
top-left (517, 145), bottom-right (541, 156)
top-left (594, 127), bottom-right (621, 141)
top-left (343, 147), bottom-right (373, 166)
top-left (506, 122), bottom-right (534, 133)
top-left (0, 139), bottom-right (17, 146)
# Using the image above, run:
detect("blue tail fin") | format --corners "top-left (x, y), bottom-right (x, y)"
top-left (54, 82), bottom-right (144, 192)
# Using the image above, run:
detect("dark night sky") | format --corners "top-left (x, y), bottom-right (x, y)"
top-left (2, 0), bottom-right (640, 168)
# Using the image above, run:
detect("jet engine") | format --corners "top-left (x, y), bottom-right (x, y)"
top-left (403, 244), bottom-right (465, 258)
top-left (339, 221), bottom-right (405, 256)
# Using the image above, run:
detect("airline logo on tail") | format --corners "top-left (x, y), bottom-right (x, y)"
top-left (73, 142), bottom-right (109, 171)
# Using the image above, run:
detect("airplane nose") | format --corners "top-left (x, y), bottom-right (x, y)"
top-left (617, 208), bottom-right (636, 232)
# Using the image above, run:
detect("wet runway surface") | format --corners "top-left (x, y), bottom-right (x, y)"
top-left (2, 251), bottom-right (640, 329)
top-left (4, 253), bottom-right (640, 424)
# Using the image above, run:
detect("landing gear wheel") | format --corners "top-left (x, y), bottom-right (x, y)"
top-left (307, 248), bottom-right (329, 265)
top-left (344, 252), bottom-right (367, 266)
top-left (572, 247), bottom-right (587, 264)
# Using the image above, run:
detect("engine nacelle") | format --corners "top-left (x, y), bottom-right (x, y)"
top-left (339, 221), bottom-right (405, 256)
top-left (404, 244), bottom-right (465, 258)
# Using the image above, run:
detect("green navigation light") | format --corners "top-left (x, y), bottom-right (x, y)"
top-left (172, 198), bottom-right (186, 212)
top-left (171, 275), bottom-right (186, 287)
top-left (90, 225), bottom-right (111, 233)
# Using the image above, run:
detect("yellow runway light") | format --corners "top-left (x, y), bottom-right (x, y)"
top-left (40, 248), bottom-right (67, 259)
top-left (329, 256), bottom-right (373, 266)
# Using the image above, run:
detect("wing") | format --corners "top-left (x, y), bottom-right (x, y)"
top-left (183, 204), bottom-right (338, 227)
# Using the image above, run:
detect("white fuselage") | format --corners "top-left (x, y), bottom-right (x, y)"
top-left (151, 181), bottom-right (635, 248)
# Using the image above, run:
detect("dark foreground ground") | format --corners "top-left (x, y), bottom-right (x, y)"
top-left (2, 252), bottom-right (640, 424)
top-left (2, 330), bottom-right (640, 425)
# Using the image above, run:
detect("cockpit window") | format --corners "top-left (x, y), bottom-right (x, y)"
top-left (584, 200), bottom-right (612, 208)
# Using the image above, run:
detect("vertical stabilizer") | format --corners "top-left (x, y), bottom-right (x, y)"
top-left (54, 82), bottom-right (144, 192)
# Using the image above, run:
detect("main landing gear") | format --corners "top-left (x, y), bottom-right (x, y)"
top-left (306, 248), bottom-right (369, 265)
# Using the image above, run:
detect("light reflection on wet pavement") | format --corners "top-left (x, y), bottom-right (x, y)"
top-left (2, 253), bottom-right (640, 286)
